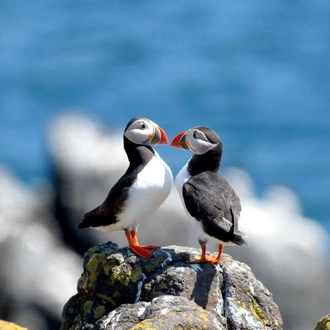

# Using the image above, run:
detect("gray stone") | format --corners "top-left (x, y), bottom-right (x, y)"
top-left (314, 314), bottom-right (330, 330)
top-left (61, 242), bottom-right (282, 330)
top-left (93, 296), bottom-right (225, 330)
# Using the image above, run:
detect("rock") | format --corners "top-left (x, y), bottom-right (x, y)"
top-left (315, 315), bottom-right (330, 330)
top-left (0, 320), bottom-right (28, 330)
top-left (94, 296), bottom-right (224, 330)
top-left (61, 242), bottom-right (283, 330)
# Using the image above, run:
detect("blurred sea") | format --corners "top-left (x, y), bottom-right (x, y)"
top-left (0, 1), bottom-right (329, 232)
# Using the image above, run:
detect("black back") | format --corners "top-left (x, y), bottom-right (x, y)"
top-left (183, 142), bottom-right (246, 245)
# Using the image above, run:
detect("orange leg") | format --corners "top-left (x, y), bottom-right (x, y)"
top-left (125, 230), bottom-right (159, 259)
top-left (187, 244), bottom-right (224, 265)
top-left (215, 244), bottom-right (224, 263)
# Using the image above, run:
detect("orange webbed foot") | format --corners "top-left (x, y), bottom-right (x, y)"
top-left (129, 245), bottom-right (153, 259)
top-left (125, 230), bottom-right (158, 259)
top-left (186, 255), bottom-right (221, 265)
top-left (142, 245), bottom-right (160, 250)
top-left (186, 244), bottom-right (223, 265)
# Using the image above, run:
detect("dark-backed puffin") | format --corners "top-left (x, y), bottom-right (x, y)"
top-left (78, 117), bottom-right (173, 258)
top-left (171, 126), bottom-right (246, 264)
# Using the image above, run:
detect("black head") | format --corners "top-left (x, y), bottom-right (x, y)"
top-left (172, 125), bottom-right (223, 174)
top-left (124, 117), bottom-right (168, 146)
top-left (172, 125), bottom-right (223, 155)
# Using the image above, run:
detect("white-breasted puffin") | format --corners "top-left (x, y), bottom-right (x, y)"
top-left (78, 117), bottom-right (173, 258)
top-left (171, 126), bottom-right (246, 264)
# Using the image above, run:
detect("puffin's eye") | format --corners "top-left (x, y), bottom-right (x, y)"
top-left (140, 122), bottom-right (146, 130)
top-left (193, 131), bottom-right (198, 139)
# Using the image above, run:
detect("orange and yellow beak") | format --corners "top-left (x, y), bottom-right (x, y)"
top-left (149, 125), bottom-right (169, 145)
top-left (171, 131), bottom-right (190, 150)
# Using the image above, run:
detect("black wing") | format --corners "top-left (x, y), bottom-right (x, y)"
top-left (183, 171), bottom-right (243, 243)
top-left (78, 169), bottom-right (138, 229)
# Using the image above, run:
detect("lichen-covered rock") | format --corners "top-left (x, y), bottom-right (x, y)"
top-left (315, 315), bottom-right (330, 330)
top-left (61, 242), bottom-right (283, 330)
top-left (94, 295), bottom-right (224, 330)
top-left (0, 320), bottom-right (28, 330)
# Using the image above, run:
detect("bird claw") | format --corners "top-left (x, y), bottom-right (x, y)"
top-left (129, 245), bottom-right (153, 259)
top-left (142, 245), bottom-right (160, 250)
top-left (126, 230), bottom-right (159, 258)
top-left (186, 255), bottom-right (220, 265)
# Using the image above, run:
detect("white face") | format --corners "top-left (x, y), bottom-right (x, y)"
top-left (124, 118), bottom-right (155, 144)
top-left (186, 128), bottom-right (217, 155)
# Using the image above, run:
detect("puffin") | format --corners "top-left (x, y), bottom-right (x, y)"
top-left (78, 117), bottom-right (173, 258)
top-left (171, 126), bottom-right (246, 264)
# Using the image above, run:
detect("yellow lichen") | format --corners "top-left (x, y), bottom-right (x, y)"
top-left (82, 301), bottom-right (107, 321)
top-left (222, 255), bottom-right (232, 261)
top-left (83, 300), bottom-right (93, 314)
top-left (94, 305), bottom-right (106, 319)
top-left (97, 294), bottom-right (116, 306)
top-left (145, 262), bottom-right (157, 273)
top-left (130, 264), bottom-right (143, 282)
top-left (238, 300), bottom-right (247, 309)
top-left (87, 246), bottom-right (101, 254)
top-left (85, 255), bottom-right (101, 283)
top-left (110, 265), bottom-right (131, 285)
top-left (250, 299), bottom-right (269, 326)
top-left (0, 320), bottom-right (28, 330)
top-left (199, 311), bottom-right (209, 322)
top-left (144, 254), bottom-right (169, 272)
top-left (158, 280), bottom-right (169, 290)
top-left (235, 299), bottom-right (247, 310)
top-left (132, 320), bottom-right (157, 330)
top-left (315, 314), bottom-right (330, 330)
top-left (68, 307), bottom-right (75, 313)
top-left (108, 262), bottom-right (142, 285)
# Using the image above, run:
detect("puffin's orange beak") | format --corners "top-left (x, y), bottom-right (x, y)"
top-left (149, 125), bottom-right (169, 145)
top-left (171, 131), bottom-right (190, 150)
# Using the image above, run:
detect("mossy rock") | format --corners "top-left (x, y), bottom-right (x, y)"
top-left (315, 315), bottom-right (330, 330)
top-left (0, 320), bottom-right (28, 330)
top-left (61, 243), bottom-right (283, 330)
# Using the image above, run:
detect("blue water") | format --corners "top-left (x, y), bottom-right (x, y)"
top-left (0, 1), bottom-right (329, 230)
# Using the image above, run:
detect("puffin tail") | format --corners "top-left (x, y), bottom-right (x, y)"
top-left (77, 206), bottom-right (115, 229)
top-left (77, 219), bottom-right (90, 229)
top-left (77, 209), bottom-right (98, 229)
top-left (232, 231), bottom-right (247, 246)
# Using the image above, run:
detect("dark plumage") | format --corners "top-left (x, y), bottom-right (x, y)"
top-left (172, 126), bottom-right (246, 264)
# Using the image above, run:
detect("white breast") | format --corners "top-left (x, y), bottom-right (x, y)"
top-left (115, 151), bottom-right (173, 231)
top-left (175, 161), bottom-right (189, 204)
